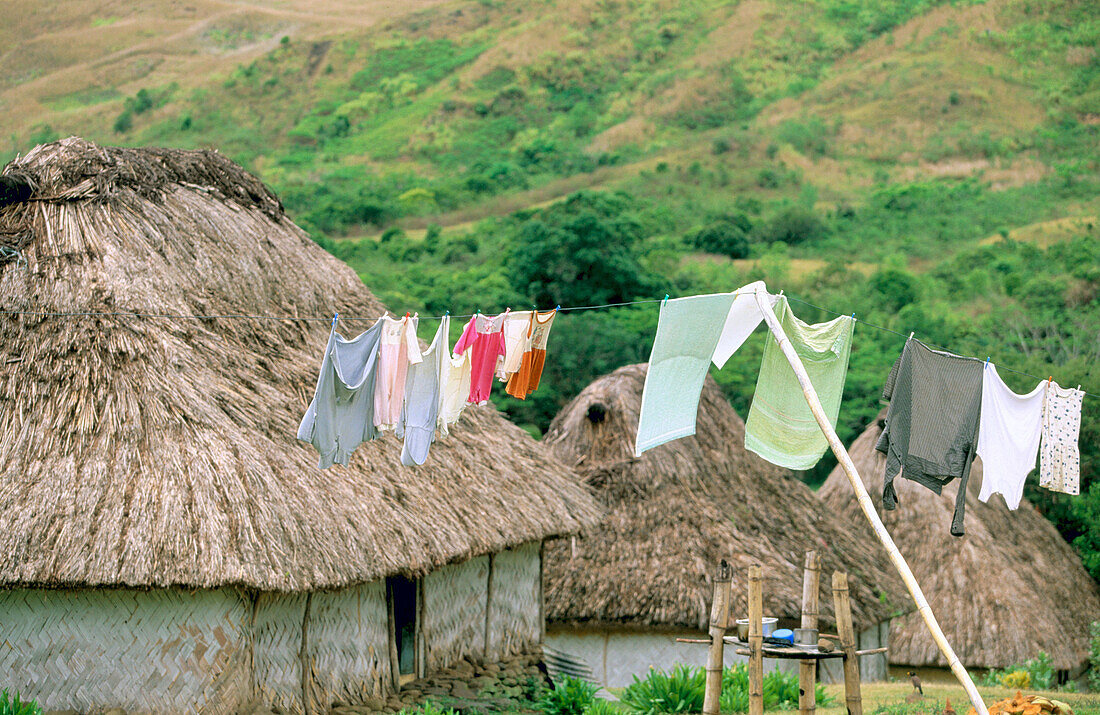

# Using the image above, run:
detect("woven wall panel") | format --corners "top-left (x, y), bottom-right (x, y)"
top-left (0, 588), bottom-right (250, 714)
top-left (252, 592), bottom-right (307, 713)
top-left (487, 542), bottom-right (541, 659)
top-left (423, 555), bottom-right (489, 670)
top-left (307, 582), bottom-right (389, 710)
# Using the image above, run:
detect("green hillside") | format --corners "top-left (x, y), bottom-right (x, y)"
top-left (3, 0), bottom-right (1100, 579)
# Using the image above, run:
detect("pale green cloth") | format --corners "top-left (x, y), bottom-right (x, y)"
top-left (745, 296), bottom-right (854, 470)
top-left (635, 293), bottom-right (740, 456)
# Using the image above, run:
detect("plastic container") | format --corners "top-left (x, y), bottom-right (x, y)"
top-left (771, 628), bottom-right (795, 645)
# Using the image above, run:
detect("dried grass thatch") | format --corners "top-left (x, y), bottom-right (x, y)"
top-left (819, 410), bottom-right (1100, 670)
top-left (0, 137), bottom-right (599, 592)
top-left (542, 364), bottom-right (909, 632)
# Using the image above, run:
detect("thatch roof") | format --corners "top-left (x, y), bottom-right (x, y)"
top-left (819, 411), bottom-right (1100, 670)
top-left (542, 364), bottom-right (910, 632)
top-left (0, 137), bottom-right (599, 592)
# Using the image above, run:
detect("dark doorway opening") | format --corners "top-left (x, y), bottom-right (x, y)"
top-left (388, 576), bottom-right (418, 678)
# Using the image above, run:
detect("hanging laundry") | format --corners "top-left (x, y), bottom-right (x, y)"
top-left (712, 282), bottom-right (779, 368)
top-left (744, 296), bottom-right (854, 470)
top-left (374, 314), bottom-right (423, 429)
top-left (976, 363), bottom-right (1045, 509)
top-left (876, 338), bottom-right (984, 536)
top-left (455, 311), bottom-right (507, 405)
top-left (438, 321), bottom-right (472, 437)
top-left (1040, 381), bottom-right (1084, 496)
top-left (635, 282), bottom-right (774, 456)
top-left (497, 311), bottom-right (533, 380)
top-left (298, 318), bottom-right (384, 468)
top-left (399, 316), bottom-right (449, 466)
top-left (505, 308), bottom-right (557, 400)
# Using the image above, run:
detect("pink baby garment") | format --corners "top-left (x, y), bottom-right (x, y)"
top-left (454, 312), bottom-right (507, 405)
top-left (374, 314), bottom-right (422, 428)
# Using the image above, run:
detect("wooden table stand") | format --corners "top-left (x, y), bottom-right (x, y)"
top-left (688, 555), bottom-right (881, 715)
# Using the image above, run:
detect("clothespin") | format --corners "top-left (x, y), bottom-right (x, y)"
top-left (555, 304), bottom-right (561, 312)
top-left (850, 312), bottom-right (856, 322)
top-left (985, 357), bottom-right (990, 367)
top-left (908, 332), bottom-right (914, 341)
top-left (332, 312), bottom-right (339, 329)
top-left (1048, 376), bottom-right (1053, 385)
top-left (662, 294), bottom-right (669, 307)
top-left (444, 310), bottom-right (449, 316)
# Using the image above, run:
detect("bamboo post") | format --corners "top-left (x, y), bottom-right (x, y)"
top-left (703, 561), bottom-right (733, 715)
top-left (752, 286), bottom-right (988, 715)
top-left (832, 572), bottom-right (862, 715)
top-left (799, 551), bottom-right (820, 715)
top-left (748, 565), bottom-right (764, 715)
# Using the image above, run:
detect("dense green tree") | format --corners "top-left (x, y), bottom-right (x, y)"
top-left (510, 192), bottom-right (657, 308)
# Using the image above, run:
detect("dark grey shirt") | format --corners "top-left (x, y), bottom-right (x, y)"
top-left (875, 338), bottom-right (984, 536)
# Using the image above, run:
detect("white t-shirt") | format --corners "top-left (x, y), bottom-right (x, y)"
top-left (711, 281), bottom-right (778, 369)
top-left (976, 363), bottom-right (1045, 509)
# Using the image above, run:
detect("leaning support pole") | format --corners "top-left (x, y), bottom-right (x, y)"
top-left (752, 286), bottom-right (988, 715)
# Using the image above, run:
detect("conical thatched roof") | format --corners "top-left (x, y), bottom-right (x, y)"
top-left (819, 411), bottom-right (1100, 670)
top-left (0, 137), bottom-right (599, 593)
top-left (542, 364), bottom-right (909, 632)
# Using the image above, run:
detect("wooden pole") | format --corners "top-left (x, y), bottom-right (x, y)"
top-left (748, 565), bottom-right (764, 715)
top-left (703, 562), bottom-right (733, 715)
top-left (832, 572), bottom-right (862, 715)
top-left (752, 286), bottom-right (988, 715)
top-left (799, 551), bottom-right (820, 715)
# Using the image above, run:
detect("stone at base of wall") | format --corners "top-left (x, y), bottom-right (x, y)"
top-left (330, 650), bottom-right (546, 715)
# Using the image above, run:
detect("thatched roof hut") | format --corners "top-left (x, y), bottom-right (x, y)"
top-left (819, 411), bottom-right (1100, 671)
top-left (0, 138), bottom-right (599, 713)
top-left (541, 364), bottom-right (910, 686)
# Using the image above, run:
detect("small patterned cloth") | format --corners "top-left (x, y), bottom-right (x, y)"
top-left (1040, 381), bottom-right (1084, 495)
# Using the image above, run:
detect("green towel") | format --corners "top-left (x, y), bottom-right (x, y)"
top-left (745, 296), bottom-right (854, 470)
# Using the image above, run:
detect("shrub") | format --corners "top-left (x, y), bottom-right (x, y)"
top-left (113, 110), bottom-right (133, 134)
top-left (1023, 651), bottom-right (1053, 691)
top-left (756, 206), bottom-right (827, 245)
top-left (539, 677), bottom-right (600, 715)
top-left (0, 690), bottom-right (41, 715)
top-left (620, 665), bottom-right (705, 715)
top-left (690, 220), bottom-right (750, 258)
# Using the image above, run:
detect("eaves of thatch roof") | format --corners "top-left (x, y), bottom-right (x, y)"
top-left (819, 411), bottom-right (1100, 670)
top-left (542, 364), bottom-right (910, 633)
top-left (0, 138), bottom-right (599, 593)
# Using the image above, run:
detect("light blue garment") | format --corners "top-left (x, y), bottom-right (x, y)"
top-left (298, 319), bottom-right (384, 468)
top-left (399, 317), bottom-right (448, 466)
top-left (635, 293), bottom-right (736, 455)
top-left (635, 283), bottom-right (774, 456)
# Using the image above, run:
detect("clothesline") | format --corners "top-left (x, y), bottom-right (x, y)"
top-left (0, 294), bottom-right (1093, 398)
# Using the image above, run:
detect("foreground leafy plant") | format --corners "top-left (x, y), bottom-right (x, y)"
top-left (620, 665), bottom-right (706, 715)
top-left (0, 690), bottom-right (41, 715)
top-left (539, 676), bottom-right (600, 715)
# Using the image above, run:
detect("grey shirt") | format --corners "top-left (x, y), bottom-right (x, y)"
top-left (875, 338), bottom-right (984, 536)
top-left (298, 319), bottom-right (384, 468)
top-left (399, 316), bottom-right (448, 466)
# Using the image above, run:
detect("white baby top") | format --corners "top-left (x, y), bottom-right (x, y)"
top-left (1040, 381), bottom-right (1084, 496)
top-left (976, 363), bottom-right (1045, 510)
top-left (498, 310), bottom-right (532, 378)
